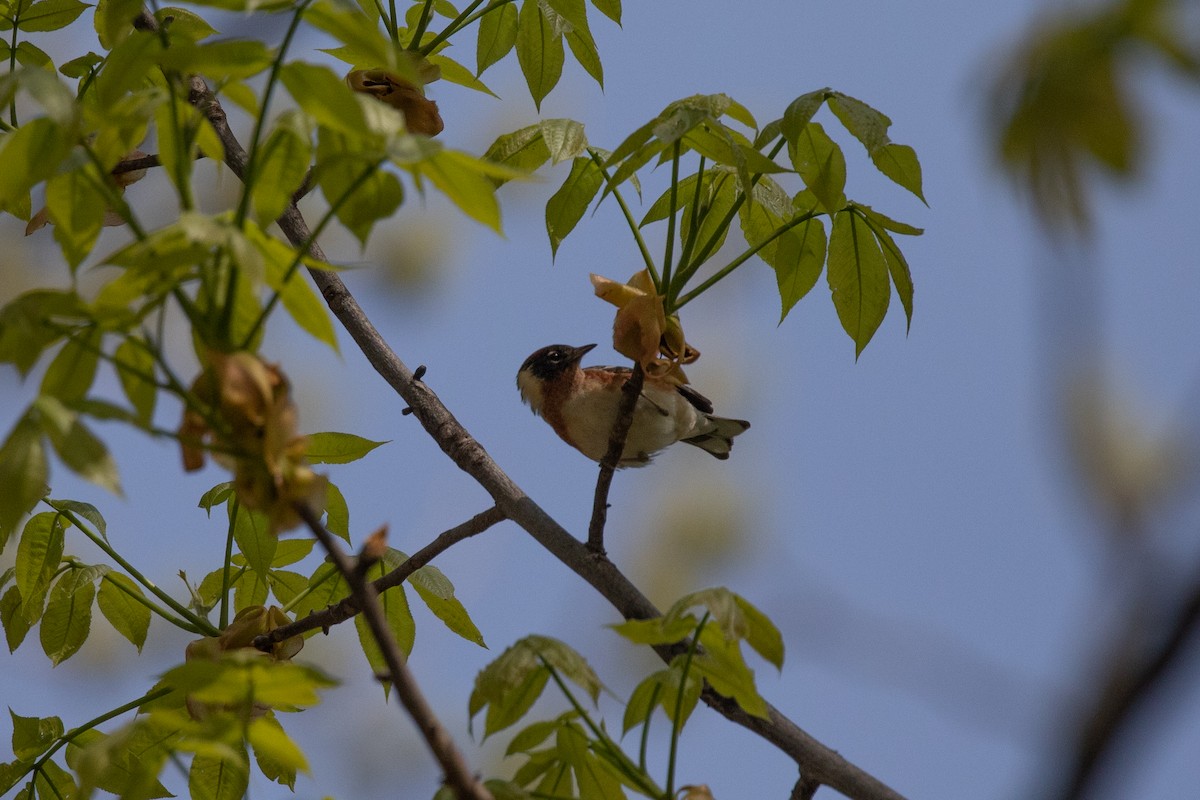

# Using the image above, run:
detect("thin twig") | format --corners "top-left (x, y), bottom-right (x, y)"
top-left (1054, 562), bottom-right (1200, 800)
top-left (254, 505), bottom-right (505, 648)
top-left (587, 363), bottom-right (644, 554)
top-left (188, 77), bottom-right (907, 800)
top-left (297, 505), bottom-right (492, 800)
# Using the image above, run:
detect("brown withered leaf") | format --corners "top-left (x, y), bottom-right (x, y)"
top-left (179, 351), bottom-right (325, 534)
top-left (591, 271), bottom-right (697, 383)
top-left (347, 68), bottom-right (444, 136)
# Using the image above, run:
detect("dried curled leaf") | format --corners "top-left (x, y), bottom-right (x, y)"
top-left (346, 68), bottom-right (444, 136)
top-left (591, 270), bottom-right (698, 382)
top-left (179, 352), bottom-right (326, 534)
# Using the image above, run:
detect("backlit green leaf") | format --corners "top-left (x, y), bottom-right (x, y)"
top-left (476, 1), bottom-right (517, 75)
top-left (590, 0), bottom-right (619, 23)
top-left (14, 512), bottom-right (64, 615)
top-left (410, 565), bottom-right (485, 647)
top-left (34, 396), bottom-right (122, 494)
top-left (516, 0), bottom-right (564, 110)
top-left (355, 577), bottom-right (415, 695)
top-left (828, 208), bottom-right (889, 357)
top-left (113, 336), bottom-right (157, 426)
top-left (247, 716), bottom-right (308, 775)
top-left (98, 572), bottom-right (150, 651)
top-left (45, 498), bottom-right (106, 540)
top-left (546, 156), bottom-right (602, 259)
top-left (40, 569), bottom-right (96, 665)
top-left (189, 748), bottom-right (249, 800)
top-left (232, 505), bottom-right (276, 578)
top-left (305, 432), bottom-right (386, 464)
top-left (92, 0), bottom-right (142, 48)
top-left (15, 0), bottom-right (89, 31)
top-left (692, 622), bottom-right (768, 718)
top-left (14, 41), bottom-right (53, 70)
top-left (266, 570), bottom-right (307, 606)
top-left (872, 142), bottom-right (925, 202)
top-left (252, 113), bottom-right (312, 225)
top-left (0, 117), bottom-right (73, 217)
top-left (323, 482), bottom-right (349, 542)
top-left (251, 715), bottom-right (298, 789)
top-left (788, 121), bottom-right (846, 214)
top-left (44, 166), bottom-right (110, 270)
top-left (9, 711), bottom-right (63, 761)
top-left (0, 415), bottom-right (48, 546)
top-left (427, 54), bottom-right (496, 96)
top-left (40, 329), bottom-right (101, 403)
top-left (2, 586), bottom-right (32, 651)
top-left (280, 62), bottom-right (366, 135)
top-left (252, 230), bottom-right (338, 350)
top-left (418, 149), bottom-right (504, 230)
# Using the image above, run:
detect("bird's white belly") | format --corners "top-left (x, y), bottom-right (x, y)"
top-left (561, 386), bottom-right (702, 464)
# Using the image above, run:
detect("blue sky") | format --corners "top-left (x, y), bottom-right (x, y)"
top-left (4, 1), bottom-right (1200, 798)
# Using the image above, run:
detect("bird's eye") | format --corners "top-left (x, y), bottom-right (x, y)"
top-left (547, 349), bottom-right (564, 362)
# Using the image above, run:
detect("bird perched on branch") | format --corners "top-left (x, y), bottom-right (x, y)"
top-left (517, 344), bottom-right (750, 467)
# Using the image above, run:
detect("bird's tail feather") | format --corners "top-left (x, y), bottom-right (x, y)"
top-left (683, 416), bottom-right (751, 460)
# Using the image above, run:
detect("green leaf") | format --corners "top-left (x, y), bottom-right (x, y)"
top-left (156, 6), bottom-right (217, 40)
top-left (609, 614), bottom-right (697, 646)
top-left (65, 725), bottom-right (173, 799)
top-left (410, 565), bottom-right (486, 647)
top-left (15, 41), bottom-right (54, 70)
top-left (315, 149), bottom-right (400, 244)
top-left (788, 121), bottom-right (846, 215)
top-left (34, 396), bottom-right (122, 494)
top-left (305, 432), bottom-right (386, 464)
top-left (483, 124), bottom-right (551, 185)
top-left (780, 88), bottom-right (828, 142)
top-left (32, 757), bottom-right (76, 799)
top-left (9, 711), bottom-right (63, 760)
top-left (233, 505), bottom-right (276, 578)
top-left (251, 229), bottom-right (338, 351)
top-left (681, 168), bottom-right (737, 262)
top-left (113, 337), bottom-right (157, 426)
top-left (40, 569), bottom-right (97, 665)
top-left (45, 498), bottom-right (106, 540)
top-left (306, 0), bottom-right (404, 74)
top-left (252, 113), bottom-right (312, 225)
top-left (692, 622), bottom-right (768, 718)
top-left (40, 329), bottom-right (101, 403)
top-left (427, 53), bottom-right (496, 96)
top-left (45, 166), bottom-right (109, 269)
top-left (97, 572), bottom-right (150, 651)
top-left (355, 577), bottom-right (415, 695)
top-left (734, 595), bottom-right (784, 670)
top-left (198, 482), bottom-right (233, 515)
top-left (827, 208), bottom-right (890, 357)
top-left (827, 92), bottom-right (924, 202)
top-left (280, 62), bottom-right (366, 136)
top-left (323, 482), bottom-right (349, 543)
top-left (58, 51), bottom-right (103, 78)
top-left (545, 156), bottom-right (602, 259)
top-left (856, 206), bottom-right (916, 330)
top-left (189, 748), bottom-right (249, 800)
top-left (739, 193), bottom-right (826, 322)
top-left (266, 570), bottom-right (307, 606)
top-left (556, 722), bottom-right (625, 800)
top-left (0, 415), bottom-right (48, 547)
top-left (516, 0), bottom-right (565, 110)
top-left (505, 719), bottom-right (558, 755)
top-left (0, 289), bottom-right (85, 376)
top-left (416, 149), bottom-right (504, 231)
top-left (93, 0), bottom-right (143, 48)
top-left (2, 586), bottom-right (33, 651)
top-left (14, 512), bottom-right (64, 617)
top-left (16, 0), bottom-right (90, 31)
top-left (290, 563), bottom-right (348, 619)
top-left (247, 716), bottom-right (308, 775)
top-left (270, 539), bottom-right (315, 568)
top-left (539, 118), bottom-right (588, 165)
top-left (476, 1), bottom-right (518, 75)
top-left (0, 117), bottom-right (73, 219)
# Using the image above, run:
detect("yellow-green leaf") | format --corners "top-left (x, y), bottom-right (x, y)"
top-left (545, 156), bottom-right (602, 259)
top-left (410, 565), bottom-right (485, 647)
top-left (9, 711), bottom-right (63, 760)
top-left (113, 337), bottom-right (157, 426)
top-left (98, 572), bottom-right (150, 651)
top-left (40, 569), bottom-right (96, 665)
top-left (476, 1), bottom-right (517, 75)
top-left (0, 414), bottom-right (49, 545)
top-left (304, 432), bottom-right (386, 464)
top-left (827, 209), bottom-right (889, 357)
top-left (516, 0), bottom-right (564, 110)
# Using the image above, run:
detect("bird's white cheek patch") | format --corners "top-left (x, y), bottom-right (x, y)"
top-left (516, 371), bottom-right (545, 414)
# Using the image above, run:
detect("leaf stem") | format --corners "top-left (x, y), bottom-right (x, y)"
top-left (220, 499), bottom-right (238, 629)
top-left (638, 682), bottom-right (662, 773)
top-left (409, 0), bottom-right (436, 48)
top-left (234, 0), bottom-right (313, 227)
top-left (100, 572), bottom-right (198, 632)
top-left (51, 504), bottom-right (219, 636)
top-left (666, 612), bottom-right (709, 796)
top-left (588, 149), bottom-right (659, 285)
top-left (660, 140), bottom-right (682, 294)
top-left (423, 0), bottom-right (510, 53)
top-left (674, 209), bottom-right (822, 310)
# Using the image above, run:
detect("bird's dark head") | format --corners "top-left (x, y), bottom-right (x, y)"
top-left (516, 343), bottom-right (596, 411)
top-left (518, 343), bottom-right (596, 380)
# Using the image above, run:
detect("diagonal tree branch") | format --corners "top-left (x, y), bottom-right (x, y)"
top-left (297, 507), bottom-right (492, 800)
top-left (255, 505), bottom-right (505, 647)
top-left (188, 76), bottom-right (907, 800)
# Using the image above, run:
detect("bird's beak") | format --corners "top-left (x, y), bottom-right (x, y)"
top-left (571, 343), bottom-right (597, 362)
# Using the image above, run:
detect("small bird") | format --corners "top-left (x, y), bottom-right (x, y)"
top-left (517, 343), bottom-right (750, 467)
